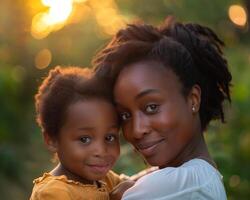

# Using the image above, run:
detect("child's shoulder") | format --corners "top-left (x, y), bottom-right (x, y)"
top-left (33, 172), bottom-right (70, 187)
top-left (30, 173), bottom-right (114, 200)
top-left (101, 170), bottom-right (123, 191)
top-left (30, 173), bottom-right (98, 200)
top-left (30, 173), bottom-right (74, 200)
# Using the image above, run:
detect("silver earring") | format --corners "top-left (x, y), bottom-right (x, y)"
top-left (192, 106), bottom-right (195, 112)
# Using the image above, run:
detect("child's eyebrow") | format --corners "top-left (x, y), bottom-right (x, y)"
top-left (78, 125), bottom-right (119, 130)
top-left (78, 127), bottom-right (94, 131)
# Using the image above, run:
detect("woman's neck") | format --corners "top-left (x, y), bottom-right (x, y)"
top-left (50, 163), bottom-right (95, 185)
top-left (161, 123), bottom-right (215, 169)
top-left (181, 132), bottom-right (216, 168)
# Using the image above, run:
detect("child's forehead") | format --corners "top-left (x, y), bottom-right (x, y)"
top-left (63, 99), bottom-right (118, 126)
top-left (67, 99), bottom-right (115, 112)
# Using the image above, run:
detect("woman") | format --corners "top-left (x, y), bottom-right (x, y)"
top-left (93, 17), bottom-right (231, 199)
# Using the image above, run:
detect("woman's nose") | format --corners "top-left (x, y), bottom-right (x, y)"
top-left (132, 112), bottom-right (150, 139)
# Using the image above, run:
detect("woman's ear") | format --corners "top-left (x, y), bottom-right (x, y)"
top-left (188, 84), bottom-right (201, 114)
top-left (43, 132), bottom-right (58, 153)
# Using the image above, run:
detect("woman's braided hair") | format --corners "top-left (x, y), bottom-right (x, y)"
top-left (93, 17), bottom-right (232, 131)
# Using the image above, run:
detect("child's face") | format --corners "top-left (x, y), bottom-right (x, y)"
top-left (55, 99), bottom-right (120, 182)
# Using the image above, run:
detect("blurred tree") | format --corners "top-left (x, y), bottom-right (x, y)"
top-left (0, 0), bottom-right (249, 199)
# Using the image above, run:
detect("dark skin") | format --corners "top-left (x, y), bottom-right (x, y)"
top-left (114, 60), bottom-right (214, 169)
top-left (44, 99), bottom-right (120, 184)
top-left (109, 166), bottom-right (158, 199)
top-left (43, 99), bottom-right (155, 200)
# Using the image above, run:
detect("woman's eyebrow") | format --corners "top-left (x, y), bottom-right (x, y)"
top-left (135, 89), bottom-right (160, 100)
top-left (114, 89), bottom-right (160, 106)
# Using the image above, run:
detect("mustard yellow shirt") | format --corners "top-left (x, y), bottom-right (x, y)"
top-left (30, 171), bottom-right (122, 200)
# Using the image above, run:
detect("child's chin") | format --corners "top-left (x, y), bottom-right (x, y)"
top-left (87, 169), bottom-right (110, 180)
top-left (88, 165), bottom-right (111, 175)
top-left (87, 173), bottom-right (107, 182)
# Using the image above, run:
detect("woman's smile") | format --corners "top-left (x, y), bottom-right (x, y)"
top-left (114, 61), bottom-right (199, 167)
top-left (136, 138), bottom-right (165, 157)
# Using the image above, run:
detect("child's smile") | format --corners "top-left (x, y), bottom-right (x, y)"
top-left (52, 99), bottom-right (120, 183)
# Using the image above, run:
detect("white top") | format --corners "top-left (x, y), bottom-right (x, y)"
top-left (122, 159), bottom-right (227, 200)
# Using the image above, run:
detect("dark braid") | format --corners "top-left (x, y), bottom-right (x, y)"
top-left (93, 18), bottom-right (232, 131)
top-left (159, 22), bottom-right (232, 129)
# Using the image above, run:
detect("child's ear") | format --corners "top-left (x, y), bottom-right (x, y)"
top-left (43, 132), bottom-right (58, 153)
top-left (188, 84), bottom-right (201, 114)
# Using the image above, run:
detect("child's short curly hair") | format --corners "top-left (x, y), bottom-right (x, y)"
top-left (35, 66), bottom-right (113, 138)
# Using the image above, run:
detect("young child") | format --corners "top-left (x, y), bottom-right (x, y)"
top-left (30, 66), bottom-right (133, 200)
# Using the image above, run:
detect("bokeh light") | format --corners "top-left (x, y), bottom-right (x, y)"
top-left (31, 0), bottom-right (126, 39)
top-left (42, 0), bottom-right (72, 25)
top-left (90, 0), bottom-right (126, 35)
top-left (74, 0), bottom-right (88, 3)
top-left (229, 175), bottom-right (241, 188)
top-left (31, 0), bottom-right (73, 39)
top-left (11, 66), bottom-right (26, 83)
top-left (228, 5), bottom-right (247, 27)
top-left (35, 48), bottom-right (52, 69)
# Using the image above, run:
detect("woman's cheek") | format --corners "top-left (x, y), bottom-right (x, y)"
top-left (122, 124), bottom-right (133, 142)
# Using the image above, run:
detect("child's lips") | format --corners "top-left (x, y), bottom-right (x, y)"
top-left (87, 163), bottom-right (110, 174)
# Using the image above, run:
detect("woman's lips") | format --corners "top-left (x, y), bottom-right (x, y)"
top-left (136, 139), bottom-right (165, 157)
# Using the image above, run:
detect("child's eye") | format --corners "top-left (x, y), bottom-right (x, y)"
top-left (79, 136), bottom-right (91, 144)
top-left (145, 104), bottom-right (159, 114)
top-left (105, 134), bottom-right (117, 143)
top-left (119, 112), bottom-right (131, 121)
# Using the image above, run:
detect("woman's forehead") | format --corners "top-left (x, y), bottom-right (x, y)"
top-left (115, 61), bottom-right (180, 88)
top-left (113, 61), bottom-right (184, 102)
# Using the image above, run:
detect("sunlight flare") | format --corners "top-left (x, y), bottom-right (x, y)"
top-left (228, 5), bottom-right (247, 27)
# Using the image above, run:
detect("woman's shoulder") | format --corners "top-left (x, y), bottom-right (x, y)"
top-left (140, 159), bottom-right (220, 183)
top-left (122, 159), bottom-right (226, 199)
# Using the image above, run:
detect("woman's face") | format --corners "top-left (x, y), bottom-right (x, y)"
top-left (114, 61), bottom-right (201, 168)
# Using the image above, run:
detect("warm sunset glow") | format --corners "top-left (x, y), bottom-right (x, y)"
top-left (35, 49), bottom-right (52, 69)
top-left (90, 0), bottom-right (126, 36)
top-left (73, 0), bottom-right (88, 3)
top-left (228, 5), bottom-right (247, 27)
top-left (42, 0), bottom-right (72, 25)
top-left (31, 0), bottom-right (73, 39)
top-left (31, 0), bottom-right (126, 39)
top-left (31, 13), bottom-right (52, 39)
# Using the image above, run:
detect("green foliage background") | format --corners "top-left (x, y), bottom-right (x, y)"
top-left (0, 0), bottom-right (249, 199)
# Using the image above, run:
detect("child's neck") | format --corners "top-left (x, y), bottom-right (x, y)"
top-left (50, 163), bottom-right (96, 185)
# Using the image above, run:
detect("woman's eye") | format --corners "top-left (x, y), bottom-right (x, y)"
top-left (119, 112), bottom-right (131, 121)
top-left (145, 104), bottom-right (159, 114)
top-left (105, 134), bottom-right (117, 142)
top-left (80, 136), bottom-right (91, 144)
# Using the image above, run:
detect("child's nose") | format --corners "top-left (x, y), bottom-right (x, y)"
top-left (93, 141), bottom-right (108, 157)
